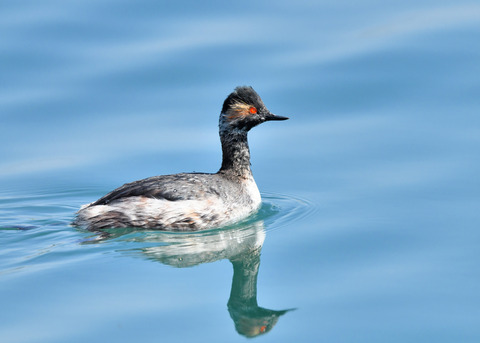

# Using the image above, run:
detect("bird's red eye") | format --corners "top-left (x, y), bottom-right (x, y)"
top-left (249, 107), bottom-right (257, 114)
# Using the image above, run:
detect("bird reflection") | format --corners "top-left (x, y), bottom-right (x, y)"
top-left (227, 241), bottom-right (290, 337)
top-left (82, 220), bottom-right (292, 337)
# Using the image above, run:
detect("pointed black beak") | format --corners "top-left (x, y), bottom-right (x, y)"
top-left (264, 112), bottom-right (289, 121)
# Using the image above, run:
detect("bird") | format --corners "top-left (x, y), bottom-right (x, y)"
top-left (73, 86), bottom-right (288, 231)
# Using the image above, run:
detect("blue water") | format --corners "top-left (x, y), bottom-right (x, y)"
top-left (1, 1), bottom-right (480, 342)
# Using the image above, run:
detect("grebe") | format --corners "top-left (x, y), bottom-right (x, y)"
top-left (74, 86), bottom-right (288, 231)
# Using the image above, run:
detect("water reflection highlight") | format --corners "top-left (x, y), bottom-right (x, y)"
top-left (82, 219), bottom-right (293, 337)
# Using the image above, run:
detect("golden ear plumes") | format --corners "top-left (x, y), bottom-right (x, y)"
top-left (227, 101), bottom-right (255, 120)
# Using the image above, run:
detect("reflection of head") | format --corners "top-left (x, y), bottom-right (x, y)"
top-left (228, 305), bottom-right (290, 338)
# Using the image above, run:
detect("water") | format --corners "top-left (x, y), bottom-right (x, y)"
top-left (1, 0), bottom-right (479, 342)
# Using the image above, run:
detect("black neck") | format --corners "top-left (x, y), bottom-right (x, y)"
top-left (219, 129), bottom-right (252, 178)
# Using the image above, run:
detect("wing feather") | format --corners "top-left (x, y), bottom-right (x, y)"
top-left (90, 173), bottom-right (215, 206)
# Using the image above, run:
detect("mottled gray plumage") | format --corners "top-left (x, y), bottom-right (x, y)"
top-left (74, 86), bottom-right (288, 231)
top-left (91, 173), bottom-right (225, 205)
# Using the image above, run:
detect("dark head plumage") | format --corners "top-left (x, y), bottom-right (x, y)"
top-left (220, 86), bottom-right (288, 131)
top-left (222, 86), bottom-right (265, 114)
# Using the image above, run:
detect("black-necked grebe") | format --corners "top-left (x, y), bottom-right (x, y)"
top-left (74, 86), bottom-right (288, 231)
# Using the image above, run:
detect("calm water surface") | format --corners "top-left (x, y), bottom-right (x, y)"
top-left (1, 1), bottom-right (480, 342)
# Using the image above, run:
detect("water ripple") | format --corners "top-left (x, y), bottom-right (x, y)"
top-left (258, 192), bottom-right (318, 231)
